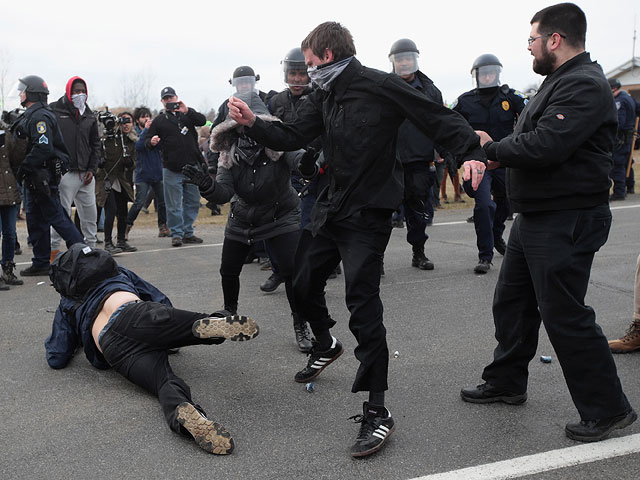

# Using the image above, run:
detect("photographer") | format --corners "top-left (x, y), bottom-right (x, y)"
top-left (13, 75), bottom-right (84, 276)
top-left (145, 87), bottom-right (206, 247)
top-left (96, 111), bottom-right (137, 254)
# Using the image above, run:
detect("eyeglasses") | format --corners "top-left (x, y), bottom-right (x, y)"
top-left (527, 33), bottom-right (566, 46)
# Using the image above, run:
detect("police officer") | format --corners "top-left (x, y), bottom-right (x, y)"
top-left (608, 77), bottom-right (636, 200)
top-left (13, 75), bottom-right (84, 276)
top-left (389, 38), bottom-right (442, 270)
top-left (453, 54), bottom-right (526, 273)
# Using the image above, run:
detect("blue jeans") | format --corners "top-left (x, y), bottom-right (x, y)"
top-left (25, 186), bottom-right (84, 268)
top-left (162, 168), bottom-right (201, 239)
top-left (0, 205), bottom-right (17, 263)
top-left (128, 180), bottom-right (167, 227)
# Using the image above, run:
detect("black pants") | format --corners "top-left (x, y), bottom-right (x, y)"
top-left (104, 189), bottom-right (129, 244)
top-left (402, 163), bottom-right (432, 248)
top-left (99, 301), bottom-right (221, 435)
top-left (220, 231), bottom-right (299, 314)
top-left (294, 210), bottom-right (392, 393)
top-left (482, 204), bottom-right (631, 420)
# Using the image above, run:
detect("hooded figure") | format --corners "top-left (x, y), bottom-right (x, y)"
top-left (183, 91), bottom-right (314, 353)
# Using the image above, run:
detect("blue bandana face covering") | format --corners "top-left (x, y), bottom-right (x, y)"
top-left (307, 57), bottom-right (353, 91)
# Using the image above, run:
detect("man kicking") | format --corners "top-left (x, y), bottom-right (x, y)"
top-left (45, 244), bottom-right (259, 454)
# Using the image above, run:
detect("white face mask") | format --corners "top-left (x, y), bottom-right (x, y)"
top-left (71, 93), bottom-right (87, 114)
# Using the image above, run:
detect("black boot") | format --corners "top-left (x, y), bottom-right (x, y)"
top-left (411, 246), bottom-right (434, 270)
top-left (2, 262), bottom-right (24, 286)
top-left (292, 313), bottom-right (313, 353)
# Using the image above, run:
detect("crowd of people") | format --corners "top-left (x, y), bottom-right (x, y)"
top-left (1, 0), bottom-right (639, 459)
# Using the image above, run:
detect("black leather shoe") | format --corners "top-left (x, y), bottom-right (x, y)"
top-left (474, 259), bottom-right (492, 274)
top-left (412, 252), bottom-right (435, 270)
top-left (260, 273), bottom-right (284, 293)
top-left (460, 382), bottom-right (527, 405)
top-left (565, 409), bottom-right (637, 442)
top-left (20, 265), bottom-right (50, 277)
top-left (292, 314), bottom-right (313, 353)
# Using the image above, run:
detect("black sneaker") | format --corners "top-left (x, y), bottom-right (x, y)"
top-left (20, 265), bottom-right (50, 277)
top-left (474, 259), bottom-right (491, 274)
top-left (460, 382), bottom-right (527, 405)
top-left (260, 273), bottom-right (284, 293)
top-left (565, 409), bottom-right (637, 442)
top-left (117, 241), bottom-right (138, 252)
top-left (349, 402), bottom-right (395, 458)
top-left (494, 236), bottom-right (507, 256)
top-left (171, 237), bottom-right (183, 247)
top-left (294, 337), bottom-right (343, 383)
top-left (176, 402), bottom-right (234, 455)
top-left (183, 235), bottom-right (203, 244)
top-left (192, 314), bottom-right (259, 342)
top-left (104, 242), bottom-right (123, 256)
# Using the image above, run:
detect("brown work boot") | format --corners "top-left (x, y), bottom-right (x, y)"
top-left (609, 320), bottom-right (640, 353)
top-left (158, 224), bottom-right (170, 237)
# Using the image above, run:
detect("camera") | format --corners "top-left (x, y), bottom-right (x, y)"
top-left (97, 111), bottom-right (118, 136)
top-left (2, 108), bottom-right (25, 126)
top-left (165, 101), bottom-right (180, 111)
top-left (97, 110), bottom-right (131, 137)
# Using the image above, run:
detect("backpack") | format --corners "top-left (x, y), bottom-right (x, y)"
top-left (49, 243), bottom-right (120, 301)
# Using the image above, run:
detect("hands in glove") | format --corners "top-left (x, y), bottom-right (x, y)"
top-left (298, 147), bottom-right (320, 179)
top-left (182, 164), bottom-right (213, 191)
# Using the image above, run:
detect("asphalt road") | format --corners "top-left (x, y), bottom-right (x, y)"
top-left (1, 198), bottom-right (639, 480)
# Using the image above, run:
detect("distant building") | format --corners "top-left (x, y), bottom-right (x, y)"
top-left (606, 57), bottom-right (640, 100)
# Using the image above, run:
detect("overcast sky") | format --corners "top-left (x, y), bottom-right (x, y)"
top-left (1, 0), bottom-right (638, 114)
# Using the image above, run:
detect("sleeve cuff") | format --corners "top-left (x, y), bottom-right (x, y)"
top-left (483, 141), bottom-right (498, 161)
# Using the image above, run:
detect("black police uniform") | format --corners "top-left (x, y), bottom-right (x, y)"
top-left (395, 70), bottom-right (442, 252)
top-left (15, 102), bottom-right (84, 270)
top-left (453, 85), bottom-right (526, 261)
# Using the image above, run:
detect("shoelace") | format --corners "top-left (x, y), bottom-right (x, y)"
top-left (623, 321), bottom-right (640, 340)
top-left (348, 414), bottom-right (375, 440)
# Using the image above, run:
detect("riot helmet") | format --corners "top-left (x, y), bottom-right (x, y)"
top-left (17, 75), bottom-right (49, 106)
top-left (389, 39), bottom-right (420, 76)
top-left (471, 54), bottom-right (502, 89)
top-left (281, 48), bottom-right (310, 87)
top-left (229, 66), bottom-right (260, 95)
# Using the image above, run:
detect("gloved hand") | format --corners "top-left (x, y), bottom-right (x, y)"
top-left (298, 147), bottom-right (319, 179)
top-left (182, 164), bottom-right (213, 191)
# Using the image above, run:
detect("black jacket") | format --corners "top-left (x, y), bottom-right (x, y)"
top-left (247, 57), bottom-right (484, 234)
top-left (15, 102), bottom-right (71, 184)
top-left (483, 52), bottom-right (616, 213)
top-left (145, 108), bottom-right (206, 172)
top-left (50, 96), bottom-right (101, 173)
top-left (395, 71), bottom-right (443, 165)
top-left (453, 85), bottom-right (526, 142)
top-left (200, 139), bottom-right (302, 244)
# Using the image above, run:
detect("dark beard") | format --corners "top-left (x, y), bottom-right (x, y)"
top-left (532, 42), bottom-right (556, 75)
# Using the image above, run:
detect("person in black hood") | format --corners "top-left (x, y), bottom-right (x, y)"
top-left (183, 91), bottom-right (314, 354)
top-left (461, 2), bottom-right (636, 443)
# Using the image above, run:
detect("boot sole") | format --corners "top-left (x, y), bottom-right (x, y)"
top-left (176, 403), bottom-right (234, 454)
top-left (565, 410), bottom-right (638, 442)
top-left (351, 423), bottom-right (396, 458)
top-left (192, 315), bottom-right (259, 341)
top-left (294, 345), bottom-right (344, 383)
top-left (460, 391), bottom-right (527, 405)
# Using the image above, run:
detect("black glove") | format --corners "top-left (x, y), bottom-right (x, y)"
top-left (182, 164), bottom-right (213, 191)
top-left (298, 147), bottom-right (319, 179)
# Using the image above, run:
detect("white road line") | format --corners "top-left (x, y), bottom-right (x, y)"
top-left (410, 433), bottom-right (640, 480)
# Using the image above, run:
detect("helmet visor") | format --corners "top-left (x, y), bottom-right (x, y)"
top-left (390, 52), bottom-right (419, 76)
top-left (283, 62), bottom-right (310, 87)
top-left (231, 76), bottom-right (257, 95)
top-left (474, 65), bottom-right (502, 88)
